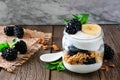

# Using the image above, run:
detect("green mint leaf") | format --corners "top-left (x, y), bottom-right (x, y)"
top-left (72, 14), bottom-right (79, 20)
top-left (45, 61), bottom-right (65, 71)
top-left (79, 14), bottom-right (89, 24)
top-left (11, 38), bottom-right (18, 48)
top-left (45, 63), bottom-right (57, 70)
top-left (0, 41), bottom-right (10, 52)
top-left (57, 62), bottom-right (65, 71)
top-left (72, 13), bottom-right (89, 24)
top-left (13, 38), bottom-right (17, 43)
top-left (62, 13), bottom-right (89, 24)
top-left (62, 18), bottom-right (70, 23)
top-left (50, 61), bottom-right (61, 65)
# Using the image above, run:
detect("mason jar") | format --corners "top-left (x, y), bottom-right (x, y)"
top-left (62, 27), bottom-right (104, 73)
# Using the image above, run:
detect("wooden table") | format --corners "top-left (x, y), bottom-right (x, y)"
top-left (0, 25), bottom-right (120, 80)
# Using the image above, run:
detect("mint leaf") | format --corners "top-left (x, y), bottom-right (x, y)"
top-left (13, 38), bottom-right (17, 43)
top-left (72, 13), bottom-right (89, 24)
top-left (72, 14), bottom-right (79, 20)
top-left (45, 61), bottom-right (65, 71)
top-left (11, 38), bottom-right (18, 48)
top-left (79, 14), bottom-right (89, 24)
top-left (57, 62), bottom-right (65, 71)
top-left (62, 13), bottom-right (89, 24)
top-left (62, 18), bottom-right (70, 23)
top-left (45, 63), bottom-right (57, 70)
top-left (0, 38), bottom-right (18, 52)
top-left (0, 41), bottom-right (10, 52)
top-left (50, 61), bottom-right (61, 65)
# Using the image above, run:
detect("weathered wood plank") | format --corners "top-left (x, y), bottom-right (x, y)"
top-left (51, 25), bottom-right (100, 80)
top-left (99, 24), bottom-right (120, 80)
top-left (0, 26), bottom-right (52, 80)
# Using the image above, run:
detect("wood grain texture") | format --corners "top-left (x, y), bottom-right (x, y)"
top-left (0, 25), bottom-right (120, 80)
top-left (99, 25), bottom-right (120, 80)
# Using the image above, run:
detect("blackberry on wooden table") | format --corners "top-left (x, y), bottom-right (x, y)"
top-left (104, 44), bottom-right (114, 60)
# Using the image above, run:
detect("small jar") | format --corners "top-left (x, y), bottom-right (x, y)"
top-left (62, 27), bottom-right (104, 73)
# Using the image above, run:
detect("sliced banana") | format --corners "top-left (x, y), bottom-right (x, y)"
top-left (82, 24), bottom-right (101, 36)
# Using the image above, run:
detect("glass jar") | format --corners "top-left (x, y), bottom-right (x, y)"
top-left (62, 28), bottom-right (104, 73)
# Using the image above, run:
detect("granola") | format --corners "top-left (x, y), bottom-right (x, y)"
top-left (64, 51), bottom-right (102, 65)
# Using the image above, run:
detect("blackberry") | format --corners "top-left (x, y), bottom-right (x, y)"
top-left (4, 26), bottom-right (14, 36)
top-left (1, 48), bottom-right (18, 61)
top-left (15, 40), bottom-right (27, 54)
top-left (14, 26), bottom-right (24, 38)
top-left (69, 19), bottom-right (82, 30)
top-left (65, 27), bottom-right (77, 34)
top-left (79, 49), bottom-right (90, 55)
top-left (104, 44), bottom-right (114, 60)
top-left (68, 50), bottom-right (78, 56)
top-left (68, 45), bottom-right (90, 55)
top-left (68, 46), bottom-right (78, 56)
top-left (83, 58), bottom-right (96, 65)
top-left (66, 19), bottom-right (81, 34)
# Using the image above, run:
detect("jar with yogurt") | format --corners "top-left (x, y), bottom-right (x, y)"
top-left (62, 24), bottom-right (104, 73)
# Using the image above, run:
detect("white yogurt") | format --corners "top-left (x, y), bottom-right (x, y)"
top-left (69, 31), bottom-right (99, 39)
top-left (62, 30), bottom-right (104, 51)
top-left (63, 59), bottom-right (102, 73)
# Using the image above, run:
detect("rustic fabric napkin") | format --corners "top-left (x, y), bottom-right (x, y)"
top-left (0, 26), bottom-right (52, 72)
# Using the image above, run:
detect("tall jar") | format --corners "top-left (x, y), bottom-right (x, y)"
top-left (62, 27), bottom-right (104, 73)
